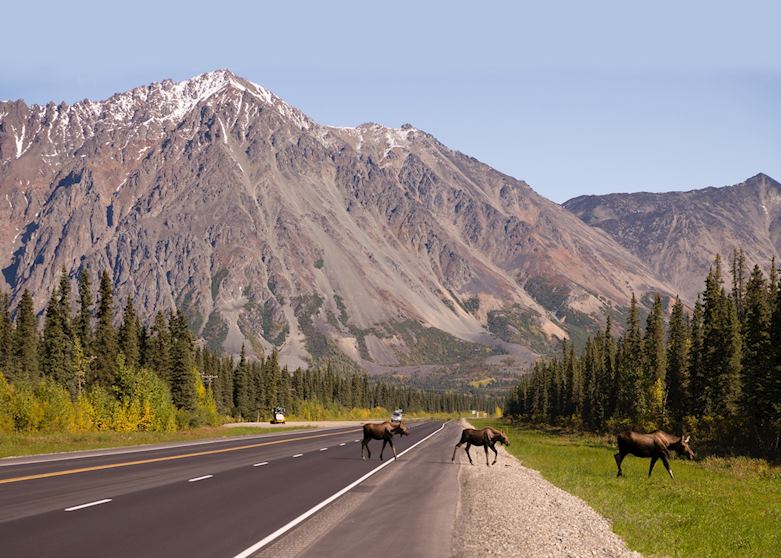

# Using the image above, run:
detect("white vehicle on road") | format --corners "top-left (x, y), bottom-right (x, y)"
top-left (391, 409), bottom-right (403, 422)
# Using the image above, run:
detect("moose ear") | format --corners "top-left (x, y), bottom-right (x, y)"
top-left (683, 435), bottom-right (690, 444)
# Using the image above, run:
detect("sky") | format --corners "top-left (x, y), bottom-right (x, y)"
top-left (1, 0), bottom-right (779, 202)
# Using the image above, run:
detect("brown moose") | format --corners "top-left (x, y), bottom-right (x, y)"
top-left (615, 430), bottom-right (695, 479)
top-left (451, 427), bottom-right (510, 466)
top-left (361, 421), bottom-right (410, 461)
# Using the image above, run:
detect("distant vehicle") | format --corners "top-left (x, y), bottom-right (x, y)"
top-left (391, 409), bottom-right (403, 422)
top-left (271, 406), bottom-right (286, 424)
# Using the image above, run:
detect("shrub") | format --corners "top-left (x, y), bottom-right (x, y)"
top-left (0, 372), bottom-right (15, 433)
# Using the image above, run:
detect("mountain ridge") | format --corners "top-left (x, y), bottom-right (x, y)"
top-left (1, 70), bottom-right (675, 384)
top-left (564, 172), bottom-right (781, 300)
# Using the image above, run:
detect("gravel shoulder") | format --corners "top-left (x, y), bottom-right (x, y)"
top-left (453, 420), bottom-right (641, 558)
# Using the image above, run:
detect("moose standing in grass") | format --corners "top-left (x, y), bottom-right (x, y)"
top-left (615, 430), bottom-right (695, 478)
top-left (361, 421), bottom-right (410, 461)
top-left (452, 426), bottom-right (510, 466)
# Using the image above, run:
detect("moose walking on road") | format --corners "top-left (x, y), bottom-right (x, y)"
top-left (614, 430), bottom-right (695, 479)
top-left (361, 421), bottom-right (410, 461)
top-left (452, 427), bottom-right (510, 466)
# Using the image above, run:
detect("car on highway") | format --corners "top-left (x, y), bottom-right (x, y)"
top-left (271, 406), bottom-right (286, 424)
top-left (391, 409), bottom-right (403, 422)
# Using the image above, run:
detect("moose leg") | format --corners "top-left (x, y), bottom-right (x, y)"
top-left (452, 442), bottom-right (463, 462)
top-left (362, 438), bottom-right (371, 460)
top-left (614, 452), bottom-right (625, 477)
top-left (484, 444), bottom-right (490, 466)
top-left (389, 438), bottom-right (398, 460)
top-left (380, 439), bottom-right (388, 461)
top-left (648, 455), bottom-right (658, 477)
top-left (465, 443), bottom-right (474, 465)
top-left (489, 442), bottom-right (499, 465)
top-left (660, 454), bottom-right (674, 479)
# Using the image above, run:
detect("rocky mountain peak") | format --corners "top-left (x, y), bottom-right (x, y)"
top-left (1, 71), bottom-right (677, 384)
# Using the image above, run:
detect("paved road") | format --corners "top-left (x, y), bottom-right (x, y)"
top-left (0, 421), bottom-right (449, 557)
top-left (256, 420), bottom-right (461, 558)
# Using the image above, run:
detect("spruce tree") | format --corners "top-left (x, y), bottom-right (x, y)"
top-left (76, 268), bottom-right (93, 357)
top-left (233, 345), bottom-right (251, 419)
top-left (90, 270), bottom-right (118, 389)
top-left (0, 292), bottom-right (12, 373)
top-left (666, 296), bottom-right (690, 425)
top-left (618, 293), bottom-right (645, 421)
top-left (118, 298), bottom-right (140, 369)
top-left (770, 273), bottom-right (781, 442)
top-left (741, 265), bottom-right (772, 431)
top-left (169, 310), bottom-right (196, 410)
top-left (12, 290), bottom-right (39, 383)
top-left (148, 311), bottom-right (171, 382)
top-left (41, 286), bottom-right (67, 381)
top-left (731, 248), bottom-right (747, 320)
top-left (688, 296), bottom-right (706, 418)
top-left (643, 294), bottom-right (667, 424)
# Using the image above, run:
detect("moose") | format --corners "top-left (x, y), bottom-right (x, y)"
top-left (361, 421), bottom-right (410, 461)
top-left (614, 430), bottom-right (695, 479)
top-left (451, 426), bottom-right (510, 466)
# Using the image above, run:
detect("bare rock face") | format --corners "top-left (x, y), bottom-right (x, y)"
top-left (0, 70), bottom-right (672, 378)
top-left (564, 173), bottom-right (781, 301)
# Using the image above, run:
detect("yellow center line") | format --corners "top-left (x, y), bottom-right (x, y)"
top-left (0, 428), bottom-right (361, 485)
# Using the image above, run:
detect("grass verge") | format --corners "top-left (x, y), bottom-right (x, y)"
top-left (0, 425), bottom-right (305, 459)
top-left (473, 419), bottom-right (781, 558)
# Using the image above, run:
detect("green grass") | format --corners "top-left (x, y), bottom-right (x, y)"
top-left (473, 419), bottom-right (781, 558)
top-left (0, 425), bottom-right (304, 459)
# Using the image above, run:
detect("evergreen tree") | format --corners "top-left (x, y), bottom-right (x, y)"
top-left (233, 345), bottom-right (251, 419)
top-left (118, 298), bottom-right (140, 368)
top-left (666, 296), bottom-right (690, 425)
top-left (731, 248), bottom-right (747, 320)
top-left (90, 270), bottom-right (118, 389)
top-left (12, 290), bottom-right (39, 383)
top-left (0, 292), bottom-right (13, 373)
top-left (643, 293), bottom-right (667, 423)
top-left (169, 310), bottom-right (196, 410)
top-left (741, 265), bottom-right (772, 431)
top-left (617, 293), bottom-right (645, 421)
top-left (770, 273), bottom-right (781, 443)
top-left (147, 311), bottom-right (171, 382)
top-left (76, 268), bottom-right (93, 357)
top-left (71, 337), bottom-right (89, 395)
top-left (602, 315), bottom-right (617, 420)
top-left (41, 286), bottom-right (67, 381)
top-left (688, 296), bottom-right (706, 417)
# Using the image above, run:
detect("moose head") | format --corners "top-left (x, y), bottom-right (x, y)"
top-left (394, 422), bottom-right (410, 437)
top-left (491, 429), bottom-right (510, 446)
top-left (676, 434), bottom-right (696, 459)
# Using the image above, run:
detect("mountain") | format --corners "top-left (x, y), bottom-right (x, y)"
top-left (0, 70), bottom-right (672, 383)
top-left (564, 173), bottom-right (781, 301)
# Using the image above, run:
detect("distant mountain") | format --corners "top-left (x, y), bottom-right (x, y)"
top-left (0, 70), bottom-right (672, 381)
top-left (564, 173), bottom-right (781, 301)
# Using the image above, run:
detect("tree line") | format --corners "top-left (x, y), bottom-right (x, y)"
top-left (0, 267), bottom-right (496, 434)
top-left (506, 252), bottom-right (781, 456)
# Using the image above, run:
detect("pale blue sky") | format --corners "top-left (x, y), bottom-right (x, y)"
top-left (1, 1), bottom-right (778, 202)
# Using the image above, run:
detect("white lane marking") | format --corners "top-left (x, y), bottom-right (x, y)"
top-left (319, 448), bottom-right (328, 451)
top-left (65, 499), bottom-right (112, 512)
top-left (253, 462), bottom-right (269, 467)
top-left (339, 443), bottom-right (346, 446)
top-left (293, 453), bottom-right (303, 458)
top-left (232, 422), bottom-right (447, 558)
top-left (354, 439), bottom-right (360, 442)
top-left (188, 475), bottom-right (213, 482)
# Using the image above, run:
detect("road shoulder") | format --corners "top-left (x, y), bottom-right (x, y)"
top-left (453, 420), bottom-right (641, 558)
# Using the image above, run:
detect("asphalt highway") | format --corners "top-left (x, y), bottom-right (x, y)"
top-left (0, 421), bottom-right (448, 557)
